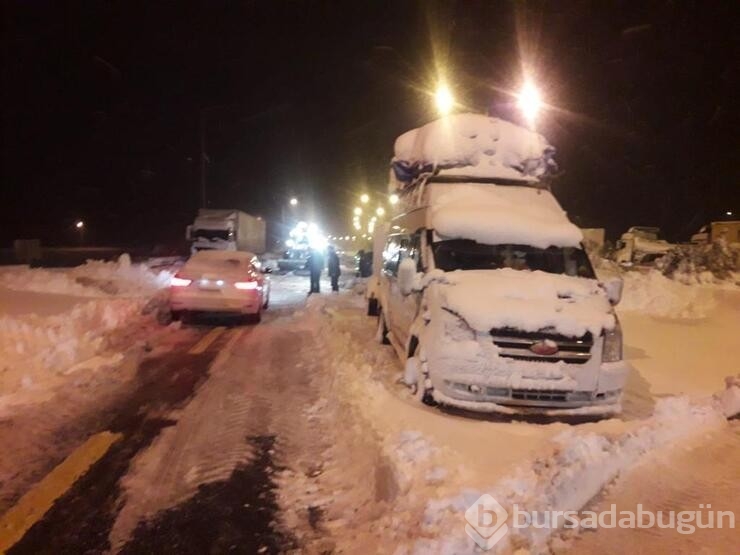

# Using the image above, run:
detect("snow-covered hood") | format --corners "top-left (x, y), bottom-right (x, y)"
top-left (428, 268), bottom-right (615, 337)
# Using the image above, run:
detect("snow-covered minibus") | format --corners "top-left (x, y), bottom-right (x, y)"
top-left (372, 114), bottom-right (629, 415)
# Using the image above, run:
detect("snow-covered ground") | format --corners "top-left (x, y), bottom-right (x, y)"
top-left (274, 271), bottom-right (739, 553)
top-left (1, 262), bottom-right (737, 553)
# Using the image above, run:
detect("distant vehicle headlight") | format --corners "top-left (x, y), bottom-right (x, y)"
top-left (602, 317), bottom-right (623, 362)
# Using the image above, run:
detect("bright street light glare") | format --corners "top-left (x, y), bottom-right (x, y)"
top-left (353, 206), bottom-right (362, 216)
top-left (289, 197), bottom-right (298, 206)
top-left (517, 81), bottom-right (543, 125)
top-left (727, 211), bottom-right (733, 216)
top-left (360, 193), bottom-right (369, 204)
top-left (376, 207), bottom-right (385, 217)
top-left (389, 194), bottom-right (399, 205)
top-left (75, 220), bottom-right (84, 229)
top-left (434, 84), bottom-right (454, 116)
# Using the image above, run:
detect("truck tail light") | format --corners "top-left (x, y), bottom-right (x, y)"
top-left (234, 280), bottom-right (258, 290)
top-left (170, 275), bottom-right (192, 287)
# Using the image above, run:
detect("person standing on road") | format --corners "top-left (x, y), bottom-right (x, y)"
top-left (327, 245), bottom-right (340, 292)
top-left (306, 248), bottom-right (324, 294)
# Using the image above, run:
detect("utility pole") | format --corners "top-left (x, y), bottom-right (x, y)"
top-left (199, 109), bottom-right (207, 209)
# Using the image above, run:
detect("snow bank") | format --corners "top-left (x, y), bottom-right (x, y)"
top-left (392, 113), bottom-right (556, 185)
top-left (416, 396), bottom-right (728, 554)
top-left (0, 254), bottom-right (171, 298)
top-left (0, 298), bottom-right (147, 410)
top-left (437, 268), bottom-right (614, 336)
top-left (432, 184), bottom-right (583, 248)
top-left (620, 270), bottom-right (716, 318)
top-left (656, 240), bottom-right (738, 283)
top-left (0, 255), bottom-right (170, 410)
top-left (718, 374), bottom-right (740, 418)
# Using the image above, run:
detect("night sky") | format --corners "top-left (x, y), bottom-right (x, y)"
top-left (3, 1), bottom-right (738, 249)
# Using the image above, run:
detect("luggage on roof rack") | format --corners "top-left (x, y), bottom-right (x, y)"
top-left (388, 113), bottom-right (557, 194)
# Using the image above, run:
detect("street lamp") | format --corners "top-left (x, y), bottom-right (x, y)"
top-left (360, 193), bottom-right (369, 204)
top-left (353, 206), bottom-right (362, 216)
top-left (389, 193), bottom-right (399, 205)
top-left (727, 211), bottom-right (733, 216)
top-left (281, 197), bottom-right (300, 227)
top-left (434, 83), bottom-right (454, 116)
top-left (74, 220), bottom-right (85, 245)
top-left (376, 207), bottom-right (385, 217)
top-left (516, 80), bottom-right (543, 126)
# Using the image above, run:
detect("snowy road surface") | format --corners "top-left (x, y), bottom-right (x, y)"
top-left (0, 266), bottom-right (738, 553)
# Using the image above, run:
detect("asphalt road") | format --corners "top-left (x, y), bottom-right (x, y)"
top-left (2, 277), bottom-right (325, 554)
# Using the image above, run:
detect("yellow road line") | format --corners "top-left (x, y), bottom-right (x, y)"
top-left (0, 431), bottom-right (122, 553)
top-left (188, 326), bottom-right (226, 355)
top-left (223, 328), bottom-right (244, 352)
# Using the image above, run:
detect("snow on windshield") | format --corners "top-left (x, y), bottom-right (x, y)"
top-left (438, 268), bottom-right (615, 336)
top-left (391, 113), bottom-right (556, 186)
top-left (432, 184), bottom-right (583, 249)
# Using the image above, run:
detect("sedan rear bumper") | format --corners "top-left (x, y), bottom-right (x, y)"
top-left (170, 288), bottom-right (261, 314)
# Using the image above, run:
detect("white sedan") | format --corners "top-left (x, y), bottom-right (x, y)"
top-left (169, 250), bottom-right (270, 322)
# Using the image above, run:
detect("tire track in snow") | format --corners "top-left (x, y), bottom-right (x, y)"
top-left (108, 328), bottom-right (259, 551)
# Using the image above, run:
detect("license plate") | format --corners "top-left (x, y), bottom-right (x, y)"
top-left (198, 276), bottom-right (223, 291)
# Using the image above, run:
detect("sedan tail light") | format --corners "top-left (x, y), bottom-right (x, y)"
top-left (170, 275), bottom-right (192, 287)
top-left (234, 279), bottom-right (259, 290)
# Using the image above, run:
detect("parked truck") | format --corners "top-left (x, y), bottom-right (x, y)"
top-left (186, 209), bottom-right (266, 254)
top-left (613, 226), bottom-right (673, 266)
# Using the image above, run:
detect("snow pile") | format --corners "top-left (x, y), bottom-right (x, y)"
top-left (414, 396), bottom-right (728, 554)
top-left (436, 268), bottom-right (614, 336)
top-left (389, 430), bottom-right (441, 489)
top-left (717, 374), bottom-right (740, 418)
top-left (619, 269), bottom-right (716, 318)
top-left (392, 113), bottom-right (556, 185)
top-left (0, 298), bottom-right (147, 408)
top-left (656, 241), bottom-right (738, 283)
top-left (432, 184), bottom-right (583, 248)
top-left (0, 254), bottom-right (171, 298)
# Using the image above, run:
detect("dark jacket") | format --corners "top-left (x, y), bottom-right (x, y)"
top-left (306, 251), bottom-right (324, 274)
top-left (327, 251), bottom-right (340, 277)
